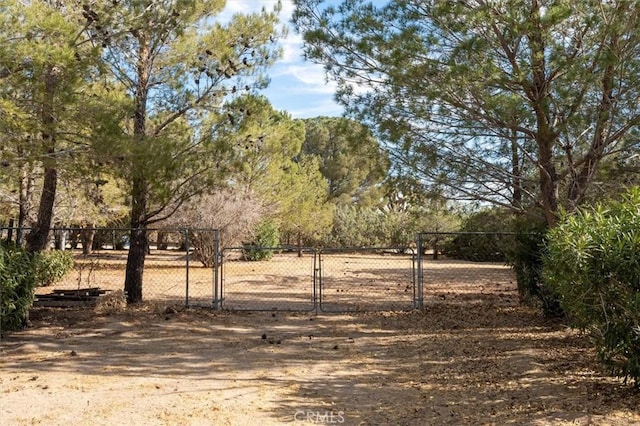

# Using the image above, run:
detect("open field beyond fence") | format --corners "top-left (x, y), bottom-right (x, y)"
top-left (37, 249), bottom-right (517, 313)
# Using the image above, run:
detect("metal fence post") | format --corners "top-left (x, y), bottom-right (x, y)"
top-left (416, 233), bottom-right (424, 309)
top-left (317, 249), bottom-right (323, 313)
top-left (313, 249), bottom-right (319, 314)
top-left (185, 228), bottom-right (190, 308)
top-left (213, 229), bottom-right (220, 310)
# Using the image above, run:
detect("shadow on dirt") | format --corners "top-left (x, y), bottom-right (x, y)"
top-left (2, 284), bottom-right (639, 425)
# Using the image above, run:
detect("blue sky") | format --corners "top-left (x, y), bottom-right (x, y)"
top-left (220, 0), bottom-right (345, 118)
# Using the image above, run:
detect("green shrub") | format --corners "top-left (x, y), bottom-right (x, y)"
top-left (35, 249), bottom-right (74, 287)
top-left (504, 217), bottom-right (564, 317)
top-left (328, 205), bottom-right (383, 247)
top-left (544, 187), bottom-right (640, 386)
top-left (1, 242), bottom-right (38, 336)
top-left (443, 210), bottom-right (512, 261)
top-left (243, 219), bottom-right (280, 261)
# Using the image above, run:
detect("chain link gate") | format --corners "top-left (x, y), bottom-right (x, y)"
top-left (146, 230), bottom-right (519, 310)
top-left (217, 247), bottom-right (318, 311)
top-left (317, 248), bottom-right (417, 312)
top-left (1, 226), bottom-right (518, 311)
top-left (416, 231), bottom-right (519, 309)
top-left (213, 246), bottom-right (420, 312)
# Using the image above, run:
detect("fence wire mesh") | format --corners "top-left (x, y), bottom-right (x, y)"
top-left (1, 227), bottom-right (217, 307)
top-left (417, 232), bottom-right (518, 308)
top-left (2, 226), bottom-right (521, 312)
top-left (220, 247), bottom-right (317, 312)
top-left (318, 248), bottom-right (416, 312)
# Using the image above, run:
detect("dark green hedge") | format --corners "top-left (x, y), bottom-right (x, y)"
top-left (544, 187), bottom-right (640, 387)
top-left (1, 242), bottom-right (38, 336)
top-left (1, 242), bottom-right (75, 336)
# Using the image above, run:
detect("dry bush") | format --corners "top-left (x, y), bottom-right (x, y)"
top-left (94, 290), bottom-right (126, 314)
top-left (165, 189), bottom-right (268, 265)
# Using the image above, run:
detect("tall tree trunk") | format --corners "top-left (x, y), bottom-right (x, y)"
top-left (125, 213), bottom-right (148, 303)
top-left (124, 167), bottom-right (150, 304)
top-left (17, 165), bottom-right (34, 245)
top-left (80, 228), bottom-right (95, 255)
top-left (528, 0), bottom-right (558, 227)
top-left (157, 231), bottom-right (168, 250)
top-left (26, 167), bottom-right (57, 252)
top-left (7, 218), bottom-right (15, 243)
top-left (55, 229), bottom-right (67, 250)
top-left (124, 34), bottom-right (150, 304)
top-left (27, 66), bottom-right (59, 252)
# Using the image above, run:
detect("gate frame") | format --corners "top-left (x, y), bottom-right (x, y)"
top-left (317, 247), bottom-right (418, 313)
top-left (212, 245), bottom-right (421, 313)
top-left (416, 231), bottom-right (520, 310)
top-left (216, 246), bottom-right (318, 312)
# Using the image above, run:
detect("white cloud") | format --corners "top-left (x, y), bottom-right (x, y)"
top-left (220, 0), bottom-right (344, 117)
top-left (216, 0), bottom-right (253, 22)
top-left (280, 31), bottom-right (304, 63)
top-left (274, 63), bottom-right (333, 86)
top-left (217, 0), bottom-right (287, 28)
top-left (221, 0), bottom-right (279, 14)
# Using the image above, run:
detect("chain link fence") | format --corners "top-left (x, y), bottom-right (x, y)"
top-left (318, 248), bottom-right (416, 312)
top-left (220, 247), bottom-right (317, 311)
top-left (2, 227), bottom-right (520, 311)
top-left (416, 232), bottom-right (518, 308)
top-left (1, 227), bottom-right (218, 307)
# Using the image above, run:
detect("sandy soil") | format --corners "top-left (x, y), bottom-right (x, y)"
top-left (2, 256), bottom-right (639, 425)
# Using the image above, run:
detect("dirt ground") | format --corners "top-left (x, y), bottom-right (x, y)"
top-left (2, 260), bottom-right (640, 425)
